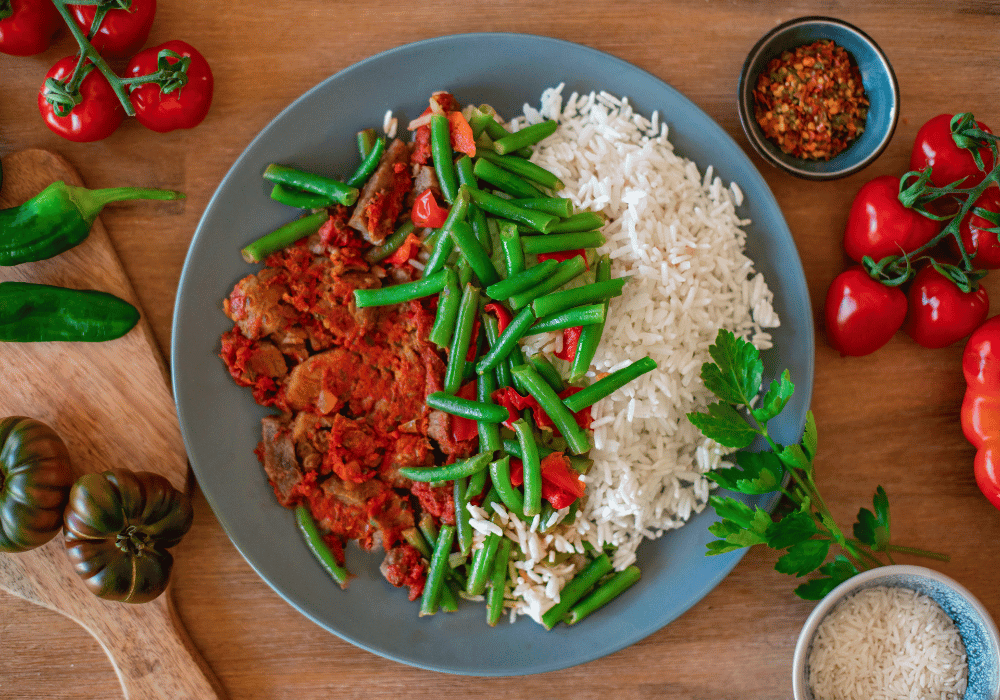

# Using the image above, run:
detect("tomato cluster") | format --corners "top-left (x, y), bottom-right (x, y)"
top-left (825, 113), bottom-right (999, 356)
top-left (0, 0), bottom-right (213, 141)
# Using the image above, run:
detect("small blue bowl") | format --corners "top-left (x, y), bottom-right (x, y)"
top-left (738, 16), bottom-right (899, 180)
top-left (792, 565), bottom-right (1000, 700)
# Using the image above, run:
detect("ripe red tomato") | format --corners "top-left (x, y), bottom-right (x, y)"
top-left (0, 0), bottom-right (61, 56)
top-left (843, 175), bottom-right (942, 263)
top-left (38, 56), bottom-right (125, 142)
top-left (962, 392), bottom-right (1000, 450)
top-left (910, 113), bottom-right (995, 189)
top-left (824, 266), bottom-right (907, 357)
top-left (125, 40), bottom-right (214, 133)
top-left (975, 445), bottom-right (1000, 510)
top-left (903, 265), bottom-right (989, 349)
top-left (963, 315), bottom-right (1000, 389)
top-left (69, 0), bottom-right (156, 59)
top-left (955, 186), bottom-right (1000, 269)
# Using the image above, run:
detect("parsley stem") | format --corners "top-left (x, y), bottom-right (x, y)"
top-left (848, 539), bottom-right (950, 562)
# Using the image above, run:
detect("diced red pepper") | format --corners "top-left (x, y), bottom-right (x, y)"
top-left (451, 381), bottom-right (480, 442)
top-left (448, 111), bottom-right (476, 157)
top-left (484, 302), bottom-right (513, 334)
top-left (384, 232), bottom-right (422, 267)
top-left (538, 249), bottom-right (589, 268)
top-left (411, 188), bottom-right (449, 228)
top-left (555, 326), bottom-right (583, 362)
top-left (491, 385), bottom-right (592, 433)
top-left (508, 453), bottom-right (585, 509)
top-left (465, 319), bottom-right (481, 362)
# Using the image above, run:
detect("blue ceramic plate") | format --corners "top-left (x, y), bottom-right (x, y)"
top-left (172, 33), bottom-right (814, 676)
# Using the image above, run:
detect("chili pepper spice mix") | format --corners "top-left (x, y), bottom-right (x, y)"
top-left (753, 39), bottom-right (869, 160)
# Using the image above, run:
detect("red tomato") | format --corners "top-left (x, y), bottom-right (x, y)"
top-left (38, 56), bottom-right (125, 142)
top-left (961, 391), bottom-right (1000, 450)
top-left (903, 265), bottom-right (989, 349)
top-left (411, 188), bottom-right (449, 228)
top-left (843, 175), bottom-right (942, 263)
top-left (910, 113), bottom-right (995, 189)
top-left (956, 186), bottom-right (1000, 269)
top-left (974, 443), bottom-right (1000, 511)
top-left (125, 40), bottom-right (214, 133)
top-left (0, 0), bottom-right (60, 56)
top-left (824, 266), bottom-right (907, 356)
top-left (963, 316), bottom-right (1000, 389)
top-left (69, 0), bottom-right (155, 59)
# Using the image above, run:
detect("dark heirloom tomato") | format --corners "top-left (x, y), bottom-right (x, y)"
top-left (910, 114), bottom-right (995, 189)
top-left (69, 0), bottom-right (156, 59)
top-left (0, 417), bottom-right (75, 553)
top-left (38, 56), bottom-right (125, 142)
top-left (125, 40), bottom-right (214, 133)
top-left (903, 265), bottom-right (988, 349)
top-left (843, 175), bottom-right (942, 263)
top-left (824, 266), bottom-right (907, 357)
top-left (63, 468), bottom-right (193, 603)
top-left (0, 0), bottom-right (61, 56)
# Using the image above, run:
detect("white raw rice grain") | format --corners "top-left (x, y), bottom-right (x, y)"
top-left (808, 586), bottom-right (968, 700)
top-left (383, 109), bottom-right (398, 138)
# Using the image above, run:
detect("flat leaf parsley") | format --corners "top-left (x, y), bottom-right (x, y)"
top-left (688, 329), bottom-right (948, 600)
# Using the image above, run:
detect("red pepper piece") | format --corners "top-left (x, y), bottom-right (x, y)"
top-left (384, 232), bottom-right (422, 267)
top-left (555, 326), bottom-right (583, 362)
top-left (451, 381), bottom-right (480, 443)
top-left (411, 188), bottom-right (449, 228)
top-left (509, 453), bottom-right (584, 509)
top-left (484, 302), bottom-right (513, 334)
top-left (448, 111), bottom-right (476, 157)
top-left (538, 249), bottom-right (589, 269)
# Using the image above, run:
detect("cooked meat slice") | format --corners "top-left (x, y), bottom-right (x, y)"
top-left (225, 268), bottom-right (290, 339)
top-left (380, 544), bottom-right (426, 601)
top-left (283, 348), bottom-right (358, 413)
top-left (258, 415), bottom-right (301, 506)
top-left (311, 269), bottom-right (380, 343)
top-left (348, 139), bottom-right (413, 245)
top-left (245, 341), bottom-right (287, 379)
top-left (321, 472), bottom-right (384, 508)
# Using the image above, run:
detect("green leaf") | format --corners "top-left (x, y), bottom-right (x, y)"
top-left (853, 486), bottom-right (891, 550)
top-left (774, 539), bottom-right (830, 577)
top-left (705, 539), bottom-right (744, 556)
top-left (777, 443), bottom-right (811, 473)
top-left (751, 369), bottom-right (794, 423)
top-left (709, 496), bottom-right (772, 535)
top-left (708, 451), bottom-right (784, 495)
top-left (793, 555), bottom-right (859, 600)
top-left (801, 411), bottom-right (818, 461)
top-left (766, 508), bottom-right (819, 550)
top-left (701, 329), bottom-right (763, 406)
top-left (687, 402), bottom-right (758, 448)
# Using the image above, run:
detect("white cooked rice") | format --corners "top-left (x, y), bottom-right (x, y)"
top-left (808, 586), bottom-right (968, 700)
top-left (468, 84), bottom-right (779, 623)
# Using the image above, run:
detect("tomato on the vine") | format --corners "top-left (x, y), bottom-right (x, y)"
top-left (125, 40), bottom-right (213, 133)
top-left (955, 186), bottom-right (1000, 269)
top-left (843, 175), bottom-right (942, 263)
top-left (824, 266), bottom-right (907, 357)
top-left (903, 264), bottom-right (989, 349)
top-left (0, 0), bottom-right (61, 56)
top-left (69, 0), bottom-right (156, 59)
top-left (910, 113), bottom-right (995, 189)
top-left (38, 56), bottom-right (125, 142)
top-left (962, 318), bottom-right (1000, 511)
top-left (974, 445), bottom-right (1000, 511)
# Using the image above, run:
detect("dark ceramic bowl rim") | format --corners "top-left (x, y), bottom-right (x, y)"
top-left (737, 15), bottom-right (900, 180)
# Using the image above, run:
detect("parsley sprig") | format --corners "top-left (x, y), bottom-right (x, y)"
top-left (688, 329), bottom-right (949, 600)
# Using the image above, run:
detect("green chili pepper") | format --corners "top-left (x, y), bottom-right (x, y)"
top-left (0, 282), bottom-right (140, 342)
top-left (0, 181), bottom-right (184, 266)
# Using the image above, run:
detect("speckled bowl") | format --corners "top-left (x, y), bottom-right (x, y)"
top-left (792, 565), bottom-right (1000, 700)
top-left (738, 16), bottom-right (899, 180)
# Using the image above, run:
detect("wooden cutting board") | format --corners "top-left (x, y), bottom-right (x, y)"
top-left (0, 149), bottom-right (225, 700)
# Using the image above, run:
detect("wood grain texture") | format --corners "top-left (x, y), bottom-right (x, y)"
top-left (0, 1), bottom-right (998, 698)
top-left (0, 151), bottom-right (223, 700)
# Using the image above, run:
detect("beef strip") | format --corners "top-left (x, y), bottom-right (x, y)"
top-left (348, 139), bottom-right (412, 244)
top-left (258, 415), bottom-right (301, 506)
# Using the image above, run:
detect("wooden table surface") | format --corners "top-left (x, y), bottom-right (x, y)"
top-left (1, 1), bottom-right (999, 698)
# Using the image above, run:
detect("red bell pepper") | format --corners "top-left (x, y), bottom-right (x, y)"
top-left (509, 453), bottom-right (585, 509)
top-left (961, 316), bottom-right (1000, 509)
top-left (448, 111), bottom-right (476, 157)
top-left (484, 302), bottom-right (513, 334)
top-left (538, 249), bottom-right (589, 268)
top-left (451, 381), bottom-right (480, 443)
top-left (555, 326), bottom-right (583, 362)
top-left (491, 386), bottom-right (592, 433)
top-left (411, 188), bottom-right (449, 228)
top-left (384, 232), bottom-right (422, 267)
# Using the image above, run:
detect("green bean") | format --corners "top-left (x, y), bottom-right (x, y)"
top-left (468, 188), bottom-right (557, 233)
top-left (473, 158), bottom-right (543, 199)
top-left (423, 186), bottom-right (471, 278)
top-left (540, 553), bottom-right (614, 629)
top-left (467, 462), bottom-right (489, 501)
top-left (546, 211), bottom-right (607, 234)
top-left (426, 392), bottom-right (508, 423)
top-left (570, 254), bottom-right (611, 381)
top-left (476, 369), bottom-right (502, 453)
top-left (345, 135), bottom-right (385, 188)
top-left (241, 210), bottom-right (328, 263)
top-left (489, 456), bottom-right (524, 516)
top-left (508, 343), bottom-right (530, 395)
top-left (467, 531), bottom-right (501, 596)
top-left (498, 221), bottom-right (525, 278)
top-left (502, 438), bottom-right (552, 460)
top-left (455, 155), bottom-right (492, 255)
top-left (428, 267), bottom-right (460, 349)
top-left (440, 579), bottom-right (460, 613)
top-left (419, 523), bottom-right (455, 616)
top-left (263, 164), bottom-right (358, 206)
top-left (444, 283), bottom-right (480, 393)
top-left (364, 220), bottom-right (417, 264)
top-left (451, 221), bottom-right (500, 287)
top-left (481, 486), bottom-right (501, 515)
top-left (487, 538), bottom-right (512, 626)
top-left (566, 566), bottom-right (641, 625)
top-left (531, 277), bottom-right (627, 318)
top-left (476, 149), bottom-right (564, 191)
top-left (511, 364), bottom-right (590, 455)
top-left (467, 108), bottom-right (492, 139)
top-left (399, 451), bottom-right (493, 483)
top-left (521, 230), bottom-right (605, 255)
top-left (529, 354), bottom-right (565, 392)
top-left (353, 269), bottom-right (448, 308)
top-left (482, 314), bottom-right (513, 388)
top-left (485, 258), bottom-right (558, 300)
top-left (508, 255), bottom-right (588, 310)
top-left (516, 197), bottom-right (574, 218)
top-left (475, 306), bottom-right (535, 376)
top-left (418, 513), bottom-right (438, 550)
top-left (455, 477), bottom-right (474, 557)
top-left (269, 183), bottom-right (335, 209)
top-left (356, 128), bottom-right (378, 158)
top-left (430, 114), bottom-right (459, 203)
top-left (526, 304), bottom-right (605, 336)
top-left (477, 113), bottom-right (533, 158)
top-left (402, 526), bottom-right (433, 559)
top-left (493, 120), bottom-right (558, 155)
top-left (563, 357), bottom-right (658, 413)
top-left (294, 504), bottom-right (351, 589)
top-left (513, 418), bottom-right (542, 517)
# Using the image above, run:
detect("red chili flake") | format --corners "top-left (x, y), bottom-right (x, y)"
top-left (752, 39), bottom-right (869, 160)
